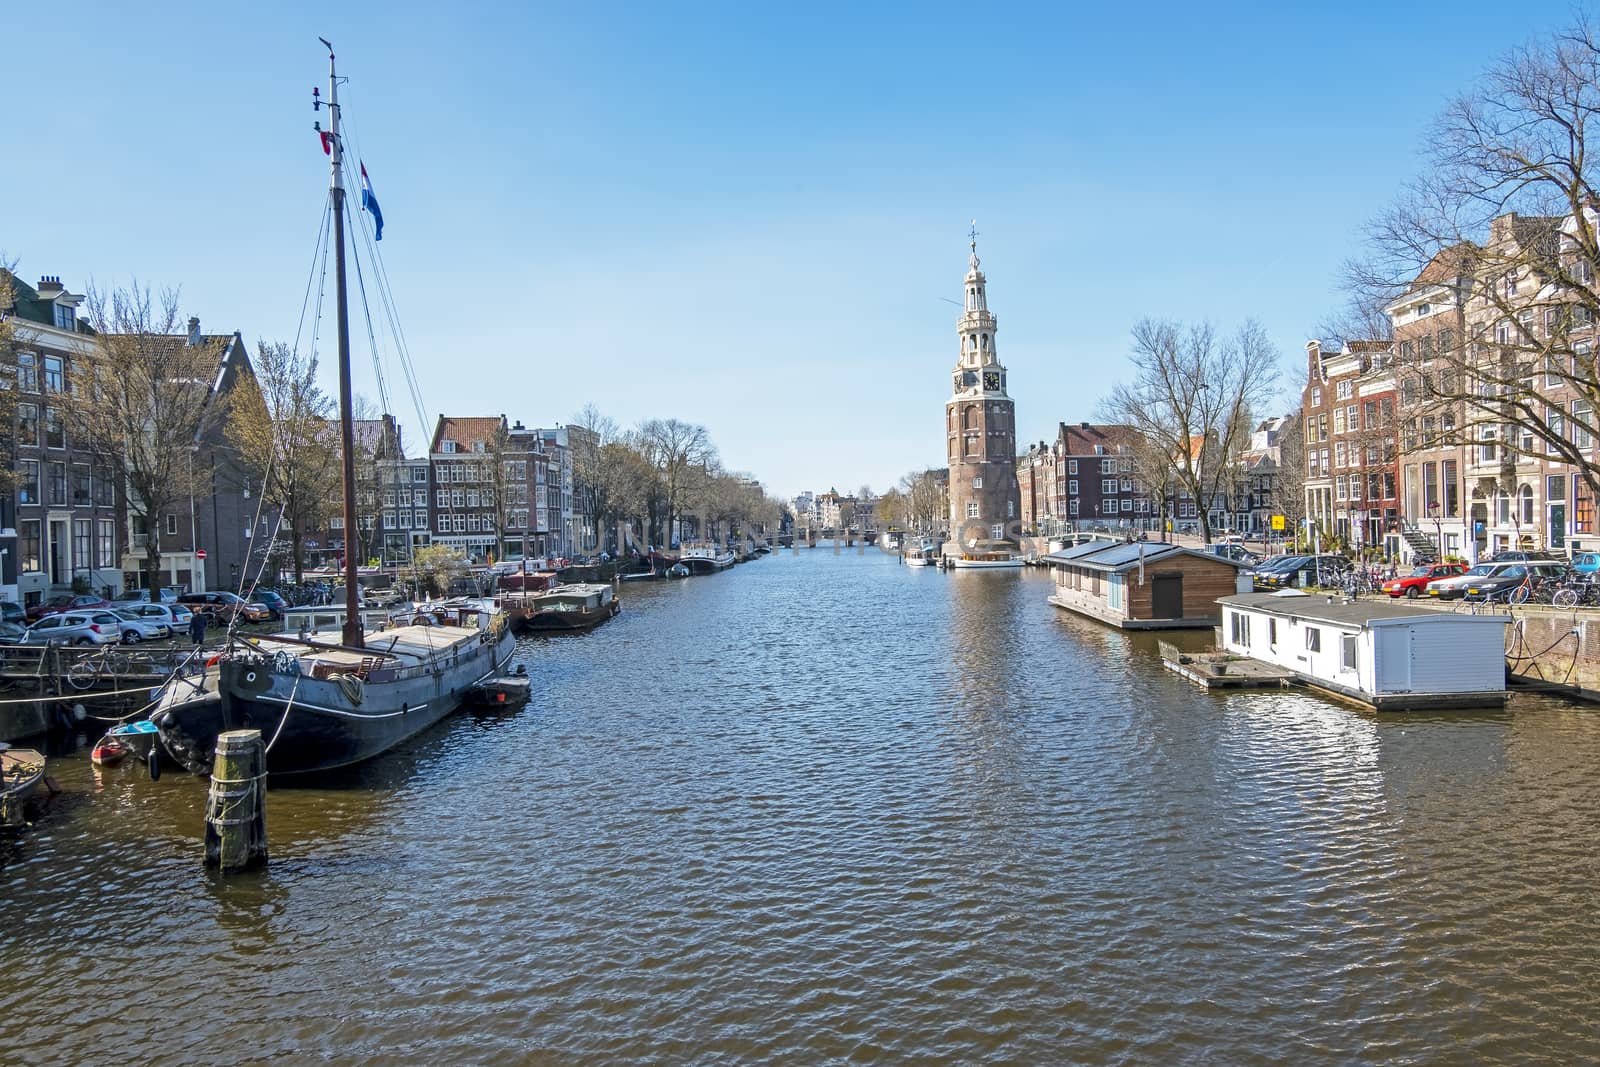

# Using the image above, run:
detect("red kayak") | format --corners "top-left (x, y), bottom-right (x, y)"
top-left (90, 738), bottom-right (129, 767)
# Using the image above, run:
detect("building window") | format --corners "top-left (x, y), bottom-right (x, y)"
top-left (1306, 627), bottom-right (1321, 653)
top-left (413, 467), bottom-right (428, 483)
top-left (1069, 500), bottom-right (1079, 516)
top-left (19, 520), bottom-right (40, 573)
top-left (437, 515), bottom-right (449, 533)
top-left (1268, 618), bottom-right (1277, 646)
top-left (47, 463), bottom-right (66, 506)
top-left (966, 502), bottom-right (979, 519)
top-left (1007, 500), bottom-right (1014, 518)
top-left (453, 514), bottom-right (466, 533)
top-left (1336, 380), bottom-right (1353, 400)
top-left (1231, 611), bottom-right (1250, 645)
top-left (17, 461), bottom-right (38, 505)
top-left (990, 523), bottom-right (1004, 539)
top-left (1341, 634), bottom-right (1358, 671)
top-left (72, 466), bottom-right (90, 505)
top-left (43, 407), bottom-right (63, 449)
top-left (1068, 460), bottom-right (1078, 474)
top-left (72, 519), bottom-right (90, 571)
top-left (17, 353), bottom-right (37, 392)
top-left (1100, 459), bottom-right (1114, 474)
top-left (1121, 499), bottom-right (1132, 512)
top-left (1068, 479), bottom-right (1078, 495)
top-left (972, 476), bottom-right (982, 489)
top-left (43, 356), bottom-right (63, 393)
top-left (441, 441), bottom-right (457, 453)
top-left (97, 519), bottom-right (115, 567)
top-left (166, 513), bottom-right (178, 536)
top-left (17, 402), bottom-right (37, 445)
top-left (436, 490), bottom-right (448, 508)
top-left (1520, 486), bottom-right (1535, 525)
top-left (1311, 386), bottom-right (1322, 406)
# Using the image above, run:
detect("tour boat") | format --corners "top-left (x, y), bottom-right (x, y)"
top-left (949, 539), bottom-right (1025, 569)
top-left (510, 583), bottom-right (620, 633)
top-left (677, 541), bottom-right (735, 574)
top-left (904, 538), bottom-right (939, 566)
top-left (147, 47), bottom-right (516, 777)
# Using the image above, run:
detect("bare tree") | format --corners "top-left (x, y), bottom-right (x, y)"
top-left (571, 404), bottom-right (630, 553)
top-left (1101, 318), bottom-right (1280, 543)
top-left (1356, 21), bottom-right (1600, 506)
top-left (637, 417), bottom-right (715, 544)
top-left (68, 286), bottom-right (221, 594)
top-left (1274, 411), bottom-right (1307, 535)
top-left (228, 341), bottom-right (339, 584)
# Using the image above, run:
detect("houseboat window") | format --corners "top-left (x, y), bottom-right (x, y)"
top-left (1341, 634), bottom-right (1358, 671)
top-left (1306, 627), bottom-right (1321, 652)
top-left (1268, 618), bottom-right (1277, 646)
top-left (1230, 611), bottom-right (1249, 644)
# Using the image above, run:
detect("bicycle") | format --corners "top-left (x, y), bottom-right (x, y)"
top-left (64, 644), bottom-right (133, 691)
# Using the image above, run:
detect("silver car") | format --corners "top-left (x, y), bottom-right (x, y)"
top-left (111, 608), bottom-right (170, 643)
top-left (24, 611), bottom-right (122, 646)
top-left (117, 602), bottom-right (192, 632)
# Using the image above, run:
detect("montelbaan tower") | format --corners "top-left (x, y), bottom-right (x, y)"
top-left (945, 228), bottom-right (1021, 546)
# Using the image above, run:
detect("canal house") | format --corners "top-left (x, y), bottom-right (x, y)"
top-left (1044, 541), bottom-right (1250, 629)
top-left (1217, 591), bottom-right (1511, 709)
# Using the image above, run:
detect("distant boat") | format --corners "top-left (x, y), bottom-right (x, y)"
top-left (904, 538), bottom-right (939, 566)
top-left (665, 563), bottom-right (691, 579)
top-left (678, 542), bottom-right (735, 574)
top-left (511, 583), bottom-right (620, 633)
top-left (949, 539), bottom-right (1024, 569)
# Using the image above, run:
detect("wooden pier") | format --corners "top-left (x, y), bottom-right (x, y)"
top-left (1158, 641), bottom-right (1295, 691)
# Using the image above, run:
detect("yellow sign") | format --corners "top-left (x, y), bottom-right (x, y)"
top-left (1270, 514), bottom-right (1286, 531)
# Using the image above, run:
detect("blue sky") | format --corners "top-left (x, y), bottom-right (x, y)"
top-left (0, 1), bottom-right (1581, 500)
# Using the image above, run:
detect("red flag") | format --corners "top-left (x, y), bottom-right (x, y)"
top-left (319, 130), bottom-right (333, 156)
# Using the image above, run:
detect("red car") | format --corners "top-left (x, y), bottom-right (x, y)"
top-left (1380, 562), bottom-right (1467, 599)
top-left (26, 594), bottom-right (113, 621)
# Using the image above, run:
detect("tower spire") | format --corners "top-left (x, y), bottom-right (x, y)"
top-left (968, 219), bottom-right (980, 268)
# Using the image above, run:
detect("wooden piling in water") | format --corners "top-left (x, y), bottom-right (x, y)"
top-left (204, 729), bottom-right (267, 872)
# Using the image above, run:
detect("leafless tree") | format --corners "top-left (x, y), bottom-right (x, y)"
top-left (70, 285), bottom-right (221, 594)
top-left (637, 417), bottom-right (716, 543)
top-left (1355, 21), bottom-right (1600, 506)
top-left (1101, 318), bottom-right (1279, 543)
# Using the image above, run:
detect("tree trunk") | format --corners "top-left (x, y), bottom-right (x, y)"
top-left (144, 535), bottom-right (163, 597)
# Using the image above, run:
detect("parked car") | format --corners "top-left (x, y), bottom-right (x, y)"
top-left (250, 590), bottom-right (290, 619)
top-left (177, 591), bottom-right (272, 624)
top-left (0, 622), bottom-right (30, 646)
top-left (1429, 562), bottom-right (1517, 600)
top-left (1570, 552), bottom-right (1600, 575)
top-left (26, 594), bottom-right (112, 622)
top-left (113, 601), bottom-right (193, 634)
top-left (1462, 561), bottom-right (1568, 602)
top-left (1207, 543), bottom-right (1262, 566)
top-left (23, 611), bottom-right (122, 646)
top-left (1251, 555), bottom-right (1309, 590)
top-left (1380, 562), bottom-right (1469, 599)
top-left (110, 608), bottom-right (171, 643)
top-left (114, 587), bottom-right (181, 605)
top-left (1485, 550), bottom-right (1562, 563)
top-left (0, 601), bottom-right (25, 624)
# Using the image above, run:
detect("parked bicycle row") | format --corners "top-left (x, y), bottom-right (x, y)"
top-left (1246, 546), bottom-right (1600, 607)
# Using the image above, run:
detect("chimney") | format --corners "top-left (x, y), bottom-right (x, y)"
top-left (1081, 421), bottom-right (1090, 430)
top-left (186, 317), bottom-right (201, 346)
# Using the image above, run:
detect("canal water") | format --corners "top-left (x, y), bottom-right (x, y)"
top-left (4, 546), bottom-right (1600, 1063)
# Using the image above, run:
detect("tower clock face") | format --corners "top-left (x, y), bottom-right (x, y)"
top-left (983, 371), bottom-right (1000, 392)
top-left (953, 374), bottom-right (962, 392)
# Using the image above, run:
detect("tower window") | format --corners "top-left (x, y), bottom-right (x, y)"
top-left (973, 476), bottom-right (983, 489)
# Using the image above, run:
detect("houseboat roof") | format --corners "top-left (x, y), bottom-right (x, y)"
top-left (1043, 541), bottom-right (1248, 573)
top-left (1218, 592), bottom-right (1511, 628)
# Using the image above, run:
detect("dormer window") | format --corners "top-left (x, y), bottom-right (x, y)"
top-left (472, 441), bottom-right (485, 453)
top-left (53, 304), bottom-right (73, 331)
top-left (442, 440), bottom-right (457, 454)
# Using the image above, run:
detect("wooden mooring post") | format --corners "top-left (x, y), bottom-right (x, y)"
top-left (204, 729), bottom-right (267, 872)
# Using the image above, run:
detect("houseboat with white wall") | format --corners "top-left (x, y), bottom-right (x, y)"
top-left (1217, 591), bottom-right (1511, 710)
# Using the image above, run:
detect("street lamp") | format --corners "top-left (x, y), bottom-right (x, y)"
top-left (1427, 500), bottom-right (1442, 561)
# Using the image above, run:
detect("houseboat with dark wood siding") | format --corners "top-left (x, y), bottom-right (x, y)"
top-left (508, 583), bottom-right (620, 633)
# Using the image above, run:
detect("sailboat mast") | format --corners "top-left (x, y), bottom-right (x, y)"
top-left (324, 41), bottom-right (365, 649)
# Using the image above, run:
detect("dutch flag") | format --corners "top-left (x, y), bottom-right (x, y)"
top-left (359, 162), bottom-right (384, 241)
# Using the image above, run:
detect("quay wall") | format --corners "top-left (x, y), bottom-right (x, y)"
top-left (1499, 607), bottom-right (1600, 697)
top-left (0, 699), bottom-right (50, 743)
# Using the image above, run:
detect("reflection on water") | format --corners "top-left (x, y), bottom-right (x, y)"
top-left (4, 547), bottom-right (1600, 1062)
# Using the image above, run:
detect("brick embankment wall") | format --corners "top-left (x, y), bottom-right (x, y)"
top-left (1500, 608), bottom-right (1599, 695)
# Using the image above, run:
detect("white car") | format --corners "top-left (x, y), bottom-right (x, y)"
top-left (1427, 561), bottom-right (1514, 600)
top-left (110, 608), bottom-right (171, 643)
